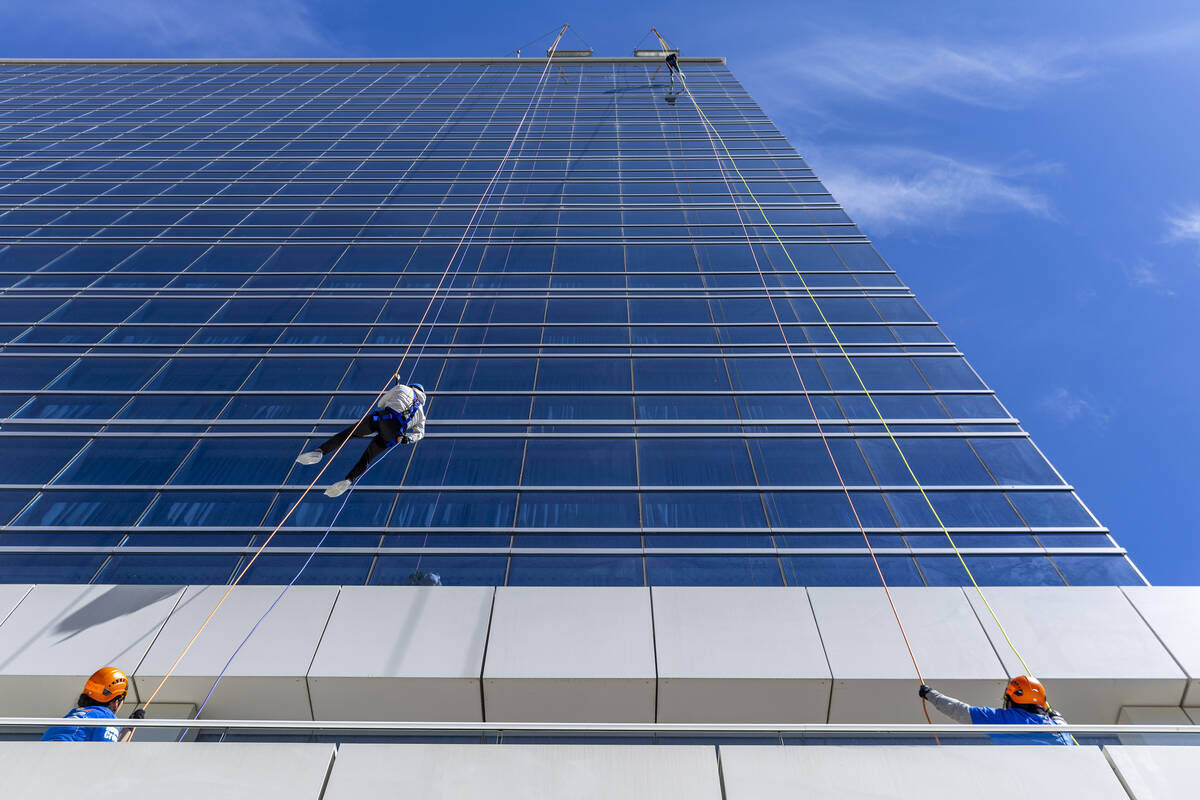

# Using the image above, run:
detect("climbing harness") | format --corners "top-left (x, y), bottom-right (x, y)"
top-left (137, 24), bottom-right (574, 724)
top-left (372, 398), bottom-right (422, 447)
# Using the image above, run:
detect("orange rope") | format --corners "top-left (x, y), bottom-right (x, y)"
top-left (658, 27), bottom-right (936, 728)
top-left (140, 25), bottom-right (572, 712)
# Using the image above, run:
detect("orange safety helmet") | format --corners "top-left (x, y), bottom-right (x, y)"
top-left (1004, 675), bottom-right (1047, 708)
top-left (82, 667), bottom-right (129, 704)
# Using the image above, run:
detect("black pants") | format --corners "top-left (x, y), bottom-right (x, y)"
top-left (318, 415), bottom-right (404, 483)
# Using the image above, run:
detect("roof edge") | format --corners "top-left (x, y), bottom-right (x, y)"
top-left (0, 56), bottom-right (726, 65)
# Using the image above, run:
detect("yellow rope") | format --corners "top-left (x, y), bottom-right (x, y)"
top-left (663, 41), bottom-right (1034, 677)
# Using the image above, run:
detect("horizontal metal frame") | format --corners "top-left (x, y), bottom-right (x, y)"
top-left (1, 525), bottom-right (1110, 535)
top-left (0, 388), bottom-right (994, 395)
top-left (0, 57), bottom-right (730, 65)
top-left (1, 483), bottom-right (1064, 492)
top-left (0, 546), bottom-right (1123, 557)
top-left (0, 717), bottom-right (1183, 737)
top-left (0, 418), bottom-right (999, 429)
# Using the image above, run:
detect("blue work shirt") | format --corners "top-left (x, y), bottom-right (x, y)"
top-left (41, 706), bottom-right (121, 742)
top-left (969, 705), bottom-right (1072, 745)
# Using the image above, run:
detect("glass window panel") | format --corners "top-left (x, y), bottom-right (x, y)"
top-left (390, 492), bottom-right (516, 527)
top-left (56, 438), bottom-right (195, 484)
top-left (918, 555), bottom-right (1065, 586)
top-left (403, 439), bottom-right (523, 486)
top-left (913, 357), bottom-right (985, 389)
top-left (171, 439), bottom-right (296, 485)
top-left (95, 554), bottom-right (238, 584)
top-left (144, 358), bottom-right (256, 391)
top-left (508, 555), bottom-right (643, 586)
top-left (633, 358), bottom-right (730, 391)
top-left (0, 357), bottom-right (74, 390)
top-left (1008, 492), bottom-right (1098, 527)
top-left (522, 440), bottom-right (636, 485)
top-left (926, 491), bottom-right (1023, 527)
top-left (15, 490), bottom-right (154, 526)
top-left (0, 490), bottom-right (35, 524)
top-left (767, 491), bottom-right (896, 528)
top-left (266, 490), bottom-right (394, 529)
top-left (642, 492), bottom-right (767, 528)
top-left (638, 440), bottom-right (755, 485)
top-left (645, 555), bottom-right (783, 586)
top-left (783, 555), bottom-right (924, 586)
top-left (517, 492), bottom-right (639, 527)
top-left (50, 358), bottom-right (165, 390)
top-left (727, 357), bottom-right (821, 391)
top-left (859, 437), bottom-right (992, 485)
top-left (370, 555), bottom-right (508, 586)
top-left (141, 491), bottom-right (275, 526)
top-left (238, 554), bottom-right (373, 585)
top-left (969, 439), bottom-right (1062, 485)
top-left (637, 394), bottom-right (737, 420)
top-left (749, 438), bottom-right (873, 486)
top-left (1052, 556), bottom-right (1143, 586)
top-left (0, 437), bottom-right (85, 483)
top-left (437, 357), bottom-right (535, 391)
top-left (940, 394), bottom-right (1007, 418)
top-left (535, 358), bottom-right (631, 391)
top-left (0, 554), bottom-right (103, 583)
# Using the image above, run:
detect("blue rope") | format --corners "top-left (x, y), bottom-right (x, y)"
top-left (178, 448), bottom-right (393, 738)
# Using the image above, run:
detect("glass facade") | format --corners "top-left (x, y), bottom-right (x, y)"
top-left (0, 57), bottom-right (1142, 587)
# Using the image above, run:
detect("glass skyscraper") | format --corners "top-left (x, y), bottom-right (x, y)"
top-left (0, 56), bottom-right (1143, 589)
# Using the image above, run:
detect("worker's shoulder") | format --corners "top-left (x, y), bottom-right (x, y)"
top-left (69, 705), bottom-right (116, 720)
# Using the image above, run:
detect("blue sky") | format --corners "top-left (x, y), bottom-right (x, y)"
top-left (2, 0), bottom-right (1197, 583)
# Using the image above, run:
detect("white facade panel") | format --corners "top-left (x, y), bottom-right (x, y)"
top-left (0, 584), bottom-right (183, 716)
top-left (809, 587), bottom-right (1006, 722)
top-left (1115, 706), bottom-right (1196, 745)
top-left (965, 587), bottom-right (1187, 722)
top-left (1122, 586), bottom-right (1200, 706)
top-left (719, 744), bottom-right (1129, 800)
top-left (322, 744), bottom-right (721, 800)
top-left (483, 587), bottom-right (655, 722)
top-left (652, 586), bottom-right (830, 722)
top-left (0, 742), bottom-right (333, 800)
top-left (1105, 745), bottom-right (1200, 800)
top-left (133, 585), bottom-right (338, 720)
top-left (307, 586), bottom-right (494, 721)
top-left (0, 585), bottom-right (31, 626)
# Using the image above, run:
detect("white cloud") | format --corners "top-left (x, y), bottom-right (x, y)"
top-left (1040, 387), bottom-right (1111, 427)
top-left (1166, 207), bottom-right (1200, 242)
top-left (1122, 259), bottom-right (1175, 295)
top-left (764, 35), bottom-right (1085, 110)
top-left (6, 0), bottom-right (337, 56)
top-left (811, 146), bottom-right (1054, 232)
top-left (753, 23), bottom-right (1200, 112)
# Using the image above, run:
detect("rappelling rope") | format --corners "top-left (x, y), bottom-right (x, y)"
top-left (138, 25), bottom-right (573, 715)
top-left (658, 33), bottom-right (1036, 679)
top-left (672, 47), bottom-right (933, 727)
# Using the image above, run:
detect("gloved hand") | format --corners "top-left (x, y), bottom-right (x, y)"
top-left (918, 684), bottom-right (932, 699)
top-left (400, 435), bottom-right (411, 445)
top-left (130, 709), bottom-right (146, 720)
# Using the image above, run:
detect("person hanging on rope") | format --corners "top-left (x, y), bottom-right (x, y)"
top-left (664, 50), bottom-right (680, 90)
top-left (918, 675), bottom-right (1071, 745)
top-left (296, 381), bottom-right (427, 498)
top-left (41, 667), bottom-right (144, 742)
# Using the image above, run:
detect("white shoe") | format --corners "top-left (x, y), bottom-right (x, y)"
top-left (296, 450), bottom-right (323, 466)
top-left (324, 479), bottom-right (351, 498)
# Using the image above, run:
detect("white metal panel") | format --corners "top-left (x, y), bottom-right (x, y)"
top-left (809, 587), bottom-right (1006, 722)
top-left (0, 742), bottom-right (334, 800)
top-left (323, 744), bottom-right (722, 800)
top-left (0, 585), bottom-right (32, 627)
top-left (1122, 586), bottom-right (1200, 706)
top-left (651, 587), bottom-right (830, 723)
top-left (1115, 706), bottom-right (1196, 745)
top-left (307, 586), bottom-right (494, 721)
top-left (965, 587), bottom-right (1187, 723)
top-left (719, 744), bottom-right (1129, 800)
top-left (133, 585), bottom-right (339, 720)
top-left (1105, 745), bottom-right (1200, 800)
top-left (0, 584), bottom-right (184, 716)
top-left (483, 587), bottom-right (655, 722)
